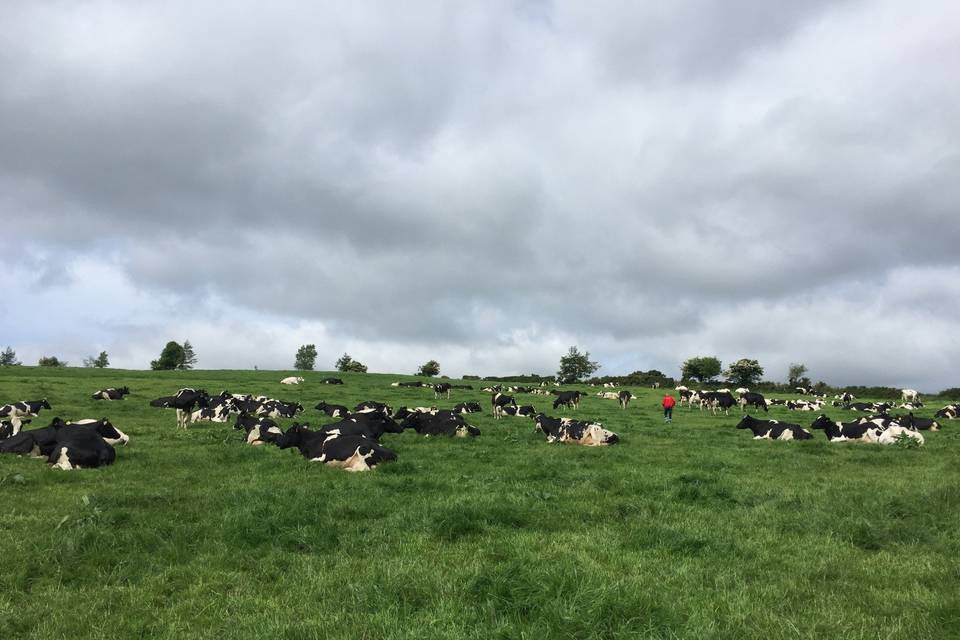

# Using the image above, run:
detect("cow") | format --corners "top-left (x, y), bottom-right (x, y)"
top-left (491, 393), bottom-right (518, 419)
top-left (810, 415), bottom-right (882, 442)
top-left (190, 405), bottom-right (233, 423)
top-left (795, 387), bottom-right (810, 395)
top-left (314, 401), bottom-right (351, 418)
top-left (552, 390), bottom-right (584, 411)
top-left (91, 387), bottom-right (130, 400)
top-left (618, 390), bottom-right (633, 409)
top-left (1, 417), bottom-right (127, 459)
top-left (896, 413), bottom-right (940, 431)
top-left (739, 392), bottom-right (768, 413)
top-left (280, 376), bottom-right (304, 385)
top-left (338, 412), bottom-right (404, 438)
top-left (450, 384), bottom-right (474, 390)
top-left (66, 418), bottom-right (129, 446)
top-left (735, 415), bottom-right (812, 440)
top-left (596, 392), bottom-right (620, 400)
top-left (898, 402), bottom-right (924, 411)
top-left (651, 381), bottom-right (661, 389)
top-left (0, 417), bottom-right (29, 439)
top-left (354, 401), bottom-right (393, 417)
top-left (786, 399), bottom-right (825, 412)
top-left (401, 411), bottom-right (480, 437)
top-left (499, 405), bottom-right (537, 417)
top-left (234, 413), bottom-right (285, 445)
top-left (533, 414), bottom-right (619, 446)
top-left (320, 378), bottom-right (344, 385)
top-left (677, 388), bottom-right (695, 408)
top-left (603, 382), bottom-right (619, 388)
top-left (847, 402), bottom-right (891, 413)
top-left (934, 404), bottom-right (959, 419)
top-left (0, 399), bottom-right (52, 420)
top-left (876, 425), bottom-right (925, 446)
top-left (699, 391), bottom-right (736, 415)
top-left (433, 383), bottom-right (452, 399)
top-left (258, 400), bottom-right (304, 419)
top-left (149, 389), bottom-right (210, 429)
top-left (276, 424), bottom-right (396, 471)
top-left (734, 388), bottom-right (750, 397)
top-left (835, 392), bottom-right (855, 404)
top-left (48, 428), bottom-right (117, 471)
top-left (392, 406), bottom-right (438, 420)
top-left (392, 381), bottom-right (425, 388)
top-left (452, 402), bottom-right (482, 414)
top-left (901, 389), bottom-right (920, 403)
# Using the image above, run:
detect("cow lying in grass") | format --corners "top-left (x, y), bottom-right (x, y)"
top-left (452, 402), bottom-right (482, 414)
top-left (809, 415), bottom-right (924, 445)
top-left (234, 414), bottom-right (285, 445)
top-left (935, 404), bottom-right (959, 419)
top-left (315, 401), bottom-right (350, 418)
top-left (401, 411), bottom-right (480, 437)
top-left (0, 417), bottom-right (128, 470)
top-left (533, 414), bottom-right (619, 446)
top-left (276, 424), bottom-right (396, 472)
top-left (0, 399), bottom-right (52, 421)
top-left (498, 405), bottom-right (537, 417)
top-left (91, 387), bottom-right (130, 400)
top-left (735, 415), bottom-right (812, 440)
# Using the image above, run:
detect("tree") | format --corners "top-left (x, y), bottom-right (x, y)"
top-left (725, 358), bottom-right (764, 386)
top-left (417, 360), bottom-right (441, 377)
top-left (82, 351), bottom-right (109, 368)
top-left (180, 341), bottom-right (197, 370)
top-left (788, 363), bottom-right (810, 388)
top-left (294, 344), bottom-right (318, 370)
top-left (38, 355), bottom-right (67, 367)
top-left (335, 353), bottom-right (368, 373)
top-left (557, 346), bottom-right (600, 383)
top-left (0, 346), bottom-right (21, 366)
top-left (681, 356), bottom-right (722, 383)
top-left (151, 341), bottom-right (185, 370)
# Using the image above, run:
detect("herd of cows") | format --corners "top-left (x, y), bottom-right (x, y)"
top-left (0, 380), bottom-right (955, 472)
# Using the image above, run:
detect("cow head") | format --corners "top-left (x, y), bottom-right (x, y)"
top-left (809, 415), bottom-right (834, 430)
top-left (40, 399), bottom-right (52, 410)
top-left (276, 423), bottom-right (310, 449)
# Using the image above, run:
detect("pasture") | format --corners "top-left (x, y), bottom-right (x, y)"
top-left (1, 367), bottom-right (958, 639)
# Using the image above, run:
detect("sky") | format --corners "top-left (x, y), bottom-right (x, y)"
top-left (1, 1), bottom-right (958, 390)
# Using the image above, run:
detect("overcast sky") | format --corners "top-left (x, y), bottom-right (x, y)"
top-left (2, 1), bottom-right (958, 389)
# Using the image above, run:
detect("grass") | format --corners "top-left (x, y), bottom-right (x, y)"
top-left (1, 366), bottom-right (958, 639)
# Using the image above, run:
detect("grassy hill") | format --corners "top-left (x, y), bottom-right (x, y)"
top-left (1, 367), bottom-right (957, 639)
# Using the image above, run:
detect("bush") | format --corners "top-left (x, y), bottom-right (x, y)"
top-left (38, 356), bottom-right (67, 367)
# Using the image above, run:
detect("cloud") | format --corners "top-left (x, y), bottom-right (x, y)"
top-left (1, 0), bottom-right (958, 389)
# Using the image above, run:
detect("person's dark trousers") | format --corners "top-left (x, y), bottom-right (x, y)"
top-left (664, 407), bottom-right (673, 422)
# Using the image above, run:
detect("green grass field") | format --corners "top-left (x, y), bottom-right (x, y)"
top-left (1, 367), bottom-right (958, 639)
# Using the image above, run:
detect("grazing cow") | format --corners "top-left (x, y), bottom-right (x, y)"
top-left (618, 390), bottom-right (633, 409)
top-left (596, 392), bottom-right (620, 400)
top-left (901, 389), bottom-right (920, 403)
top-left (433, 383), bottom-right (452, 399)
top-left (401, 411), bottom-right (480, 437)
top-left (810, 415), bottom-right (882, 442)
top-left (314, 401), bottom-right (350, 418)
top-left (736, 415), bottom-right (812, 440)
top-left (0, 399), bottom-right (52, 420)
top-left (91, 387), bottom-right (130, 400)
top-left (533, 414), bottom-right (619, 446)
top-left (491, 393), bottom-right (518, 419)
top-left (452, 402), bottom-right (482, 414)
top-left (896, 413), bottom-right (940, 431)
top-left (280, 376), bottom-right (304, 385)
top-left (277, 424), bottom-right (396, 471)
top-left (234, 414), bottom-right (285, 445)
top-left (499, 405), bottom-right (537, 417)
top-left (739, 392), bottom-right (768, 413)
top-left (552, 391), bottom-right (584, 411)
top-left (320, 378), bottom-right (344, 385)
top-left (934, 404), bottom-right (959, 419)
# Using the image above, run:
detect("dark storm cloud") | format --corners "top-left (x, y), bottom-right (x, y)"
top-left (2, 0), bottom-right (959, 387)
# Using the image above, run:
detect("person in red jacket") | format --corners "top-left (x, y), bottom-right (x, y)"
top-left (662, 394), bottom-right (676, 423)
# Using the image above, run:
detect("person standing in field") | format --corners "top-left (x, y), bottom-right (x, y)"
top-left (662, 393), bottom-right (675, 423)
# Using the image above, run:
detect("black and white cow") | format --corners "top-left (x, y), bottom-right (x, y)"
top-left (532, 414), bottom-right (619, 446)
top-left (786, 399), bottom-right (825, 412)
top-left (900, 389), bottom-right (920, 403)
top-left (452, 402), bottom-right (482, 414)
top-left (810, 415), bottom-right (881, 442)
top-left (433, 383), bottom-right (452, 399)
top-left (401, 411), bottom-right (480, 437)
top-left (150, 389), bottom-right (210, 429)
top-left (48, 427), bottom-right (117, 471)
top-left (596, 391), bottom-right (620, 400)
top-left (847, 401), bottom-right (891, 413)
top-left (896, 413), bottom-right (940, 431)
top-left (735, 415), bottom-right (812, 440)
top-left (0, 417), bottom-right (127, 459)
top-left (699, 391), bottom-right (736, 415)
top-left (739, 392), bottom-right (768, 413)
top-left (354, 401), bottom-right (393, 417)
top-left (618, 390), bottom-right (633, 409)
top-left (320, 378), bottom-right (344, 385)
top-left (91, 387), bottom-right (130, 400)
top-left (277, 424), bottom-right (396, 471)
top-left (259, 400), bottom-right (304, 419)
top-left (0, 417), bottom-right (29, 439)
top-left (934, 404), bottom-right (959, 419)
top-left (234, 413), bottom-right (285, 445)
top-left (392, 381), bottom-right (426, 388)
top-left (190, 405), bottom-right (233, 423)
top-left (897, 402), bottom-right (924, 411)
top-left (391, 406), bottom-right (437, 420)
top-left (552, 390), bottom-right (584, 411)
top-left (0, 399), bottom-right (52, 420)
top-left (491, 393), bottom-right (518, 419)
top-left (314, 401), bottom-right (351, 418)
top-left (499, 405), bottom-right (537, 417)
top-left (835, 392), bottom-right (855, 404)
top-left (677, 388), bottom-right (695, 408)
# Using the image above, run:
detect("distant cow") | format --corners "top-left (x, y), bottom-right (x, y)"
top-left (277, 424), bottom-right (396, 471)
top-left (901, 389), bottom-right (920, 403)
top-left (499, 405), bottom-right (537, 417)
top-left (354, 401), bottom-right (392, 417)
top-left (491, 393), bottom-right (518, 419)
top-left (739, 392), bottom-right (768, 413)
top-left (234, 414), bottom-right (285, 445)
top-left (596, 392), bottom-right (620, 400)
top-left (533, 414), bottom-right (619, 446)
top-left (149, 389), bottom-right (210, 429)
top-left (280, 376), bottom-right (304, 385)
top-left (259, 400), bottom-right (303, 419)
top-left (452, 402), bottom-right (482, 414)
top-left (552, 391), bottom-right (584, 411)
top-left (898, 402), bottom-right (924, 411)
top-left (401, 411), bottom-right (480, 437)
top-left (320, 378), bottom-right (344, 385)
top-left (835, 392), bottom-right (855, 404)
top-left (736, 415), bottom-right (812, 440)
top-left (618, 390), bottom-right (632, 409)
top-left (734, 387), bottom-right (750, 397)
top-left (91, 387), bottom-right (130, 400)
top-left (895, 413), bottom-right (940, 431)
top-left (315, 401), bottom-right (350, 418)
top-left (433, 383), bottom-right (452, 399)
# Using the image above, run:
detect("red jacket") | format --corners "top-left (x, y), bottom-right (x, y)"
top-left (662, 395), bottom-right (676, 409)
